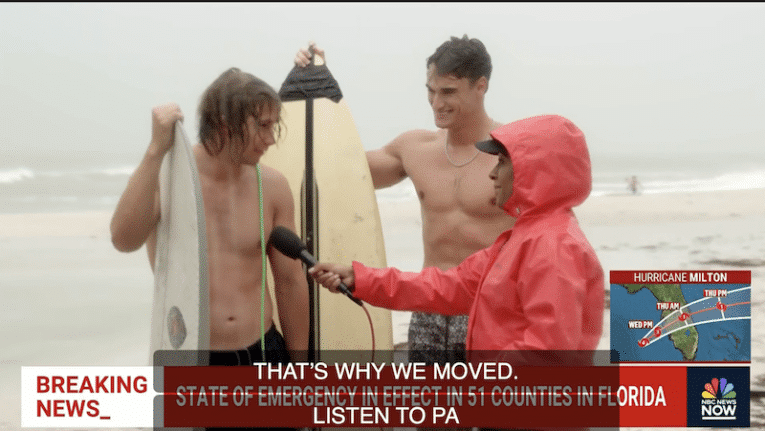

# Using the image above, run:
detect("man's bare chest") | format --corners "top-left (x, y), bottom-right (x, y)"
top-left (200, 180), bottom-right (269, 256)
top-left (409, 165), bottom-right (497, 218)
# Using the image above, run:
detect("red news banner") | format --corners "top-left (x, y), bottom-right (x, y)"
top-left (161, 362), bottom-right (686, 428)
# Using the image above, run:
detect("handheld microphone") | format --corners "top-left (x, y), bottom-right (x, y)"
top-left (269, 226), bottom-right (363, 306)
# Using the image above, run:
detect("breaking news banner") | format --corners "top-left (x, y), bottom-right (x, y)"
top-left (20, 366), bottom-right (156, 428)
top-left (19, 357), bottom-right (748, 428)
top-left (18, 270), bottom-right (751, 428)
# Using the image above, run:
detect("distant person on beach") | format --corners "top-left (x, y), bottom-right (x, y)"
top-left (627, 175), bottom-right (641, 195)
top-left (110, 68), bottom-right (309, 369)
top-left (295, 36), bottom-right (515, 366)
top-left (309, 115), bottom-right (604, 365)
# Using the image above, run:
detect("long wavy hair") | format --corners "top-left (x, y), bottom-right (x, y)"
top-left (197, 67), bottom-right (283, 161)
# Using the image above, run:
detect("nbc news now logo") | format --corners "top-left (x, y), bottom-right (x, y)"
top-left (701, 377), bottom-right (736, 421)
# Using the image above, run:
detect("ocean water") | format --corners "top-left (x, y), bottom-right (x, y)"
top-left (589, 152), bottom-right (765, 197)
top-left (1, 151), bottom-right (765, 214)
top-left (0, 164), bottom-right (132, 214)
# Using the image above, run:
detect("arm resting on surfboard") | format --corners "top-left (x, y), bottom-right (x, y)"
top-left (366, 143), bottom-right (408, 189)
top-left (366, 129), bottom-right (440, 189)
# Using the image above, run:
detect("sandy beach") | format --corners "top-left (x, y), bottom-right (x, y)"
top-left (2, 188), bottom-right (764, 430)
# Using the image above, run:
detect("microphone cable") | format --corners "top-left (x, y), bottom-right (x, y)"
top-left (359, 301), bottom-right (376, 363)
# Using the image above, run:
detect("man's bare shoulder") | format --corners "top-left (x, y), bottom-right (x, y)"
top-left (256, 163), bottom-right (282, 177)
top-left (383, 128), bottom-right (444, 154)
top-left (391, 128), bottom-right (442, 145)
top-left (257, 164), bottom-right (293, 199)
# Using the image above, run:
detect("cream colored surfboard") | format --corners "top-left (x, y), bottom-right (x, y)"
top-left (261, 64), bottom-right (393, 362)
top-left (149, 121), bottom-right (209, 366)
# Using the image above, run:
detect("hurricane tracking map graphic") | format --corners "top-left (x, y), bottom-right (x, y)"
top-left (610, 271), bottom-right (751, 363)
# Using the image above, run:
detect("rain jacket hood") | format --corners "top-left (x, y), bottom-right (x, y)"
top-left (489, 115), bottom-right (591, 219)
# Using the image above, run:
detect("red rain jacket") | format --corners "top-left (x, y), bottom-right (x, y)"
top-left (353, 115), bottom-right (604, 358)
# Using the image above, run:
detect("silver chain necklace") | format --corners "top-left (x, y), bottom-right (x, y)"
top-left (444, 141), bottom-right (480, 167)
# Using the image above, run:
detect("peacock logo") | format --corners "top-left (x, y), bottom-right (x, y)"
top-left (702, 377), bottom-right (736, 400)
top-left (701, 377), bottom-right (737, 421)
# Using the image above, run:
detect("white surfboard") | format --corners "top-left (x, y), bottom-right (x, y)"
top-left (262, 60), bottom-right (393, 362)
top-left (149, 122), bottom-right (209, 366)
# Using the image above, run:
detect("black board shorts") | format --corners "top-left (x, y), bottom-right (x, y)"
top-left (208, 324), bottom-right (291, 366)
top-left (206, 324), bottom-right (295, 431)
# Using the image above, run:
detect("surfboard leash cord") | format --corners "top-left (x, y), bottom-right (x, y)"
top-left (257, 164), bottom-right (267, 361)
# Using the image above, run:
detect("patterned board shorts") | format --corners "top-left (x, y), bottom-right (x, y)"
top-left (407, 311), bottom-right (468, 364)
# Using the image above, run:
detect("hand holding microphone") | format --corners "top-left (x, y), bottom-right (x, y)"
top-left (269, 226), bottom-right (362, 306)
top-left (309, 262), bottom-right (356, 295)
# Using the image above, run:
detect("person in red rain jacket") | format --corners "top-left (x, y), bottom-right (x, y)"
top-left (310, 115), bottom-right (604, 360)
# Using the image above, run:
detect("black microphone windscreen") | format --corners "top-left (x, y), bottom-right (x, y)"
top-left (268, 226), bottom-right (306, 259)
top-left (269, 226), bottom-right (363, 306)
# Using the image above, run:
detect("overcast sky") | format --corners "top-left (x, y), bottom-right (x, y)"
top-left (2, 3), bottom-right (764, 168)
